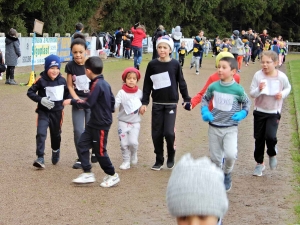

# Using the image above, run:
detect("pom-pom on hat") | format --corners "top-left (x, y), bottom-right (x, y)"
top-left (166, 153), bottom-right (228, 219)
top-left (156, 35), bottom-right (174, 51)
top-left (44, 54), bottom-right (61, 73)
top-left (122, 67), bottom-right (141, 82)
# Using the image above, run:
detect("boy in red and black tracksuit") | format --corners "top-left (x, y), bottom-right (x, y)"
top-left (27, 54), bottom-right (69, 168)
top-left (65, 56), bottom-right (120, 187)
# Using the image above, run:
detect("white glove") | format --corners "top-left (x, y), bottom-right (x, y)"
top-left (41, 96), bottom-right (54, 110)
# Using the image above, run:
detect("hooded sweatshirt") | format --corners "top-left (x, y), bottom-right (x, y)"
top-left (171, 26), bottom-right (182, 43)
top-left (27, 71), bottom-right (69, 112)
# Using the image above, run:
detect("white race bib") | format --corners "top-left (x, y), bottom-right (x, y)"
top-left (123, 97), bottom-right (142, 115)
top-left (150, 71), bottom-right (171, 90)
top-left (45, 85), bottom-right (65, 101)
top-left (213, 92), bottom-right (234, 111)
top-left (74, 75), bottom-right (90, 91)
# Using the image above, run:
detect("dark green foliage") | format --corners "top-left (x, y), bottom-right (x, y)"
top-left (0, 0), bottom-right (299, 40)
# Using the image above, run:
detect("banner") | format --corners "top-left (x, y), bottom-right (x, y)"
top-left (57, 37), bottom-right (72, 62)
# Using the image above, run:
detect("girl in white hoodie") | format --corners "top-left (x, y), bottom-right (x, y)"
top-left (115, 67), bottom-right (143, 170)
top-left (171, 26), bottom-right (182, 60)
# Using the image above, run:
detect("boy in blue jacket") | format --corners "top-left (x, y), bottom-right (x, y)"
top-left (64, 56), bottom-right (120, 188)
top-left (27, 55), bottom-right (69, 169)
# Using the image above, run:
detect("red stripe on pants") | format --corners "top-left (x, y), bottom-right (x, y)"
top-left (99, 130), bottom-right (104, 156)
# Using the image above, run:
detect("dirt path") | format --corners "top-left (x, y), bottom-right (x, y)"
top-left (0, 54), bottom-right (297, 225)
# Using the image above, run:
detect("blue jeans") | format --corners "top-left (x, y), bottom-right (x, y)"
top-left (132, 46), bottom-right (142, 68)
top-left (172, 42), bottom-right (180, 60)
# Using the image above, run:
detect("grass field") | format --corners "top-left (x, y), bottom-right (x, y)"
top-left (287, 56), bottom-right (300, 223)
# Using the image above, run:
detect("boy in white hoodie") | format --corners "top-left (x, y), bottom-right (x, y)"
top-left (171, 26), bottom-right (182, 60)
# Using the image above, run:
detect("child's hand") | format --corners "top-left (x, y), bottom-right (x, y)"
top-left (63, 99), bottom-right (71, 106)
top-left (182, 102), bottom-right (192, 111)
top-left (231, 110), bottom-right (247, 121)
top-left (139, 105), bottom-right (147, 115)
top-left (259, 81), bottom-right (266, 91)
top-left (275, 92), bottom-right (282, 100)
top-left (201, 106), bottom-right (214, 122)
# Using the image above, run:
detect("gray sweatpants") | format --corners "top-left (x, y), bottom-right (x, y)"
top-left (190, 56), bottom-right (200, 72)
top-left (208, 125), bottom-right (238, 174)
top-left (72, 104), bottom-right (91, 157)
top-left (118, 121), bottom-right (140, 162)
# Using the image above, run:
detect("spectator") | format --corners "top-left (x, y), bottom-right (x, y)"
top-left (171, 26), bottom-right (182, 60)
top-left (131, 22), bottom-right (147, 70)
top-left (5, 28), bottom-right (21, 85)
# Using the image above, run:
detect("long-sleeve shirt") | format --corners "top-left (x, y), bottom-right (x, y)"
top-left (27, 71), bottom-right (69, 112)
top-left (191, 72), bottom-right (240, 109)
top-left (115, 89), bottom-right (142, 123)
top-left (141, 59), bottom-right (190, 105)
top-left (71, 75), bottom-right (115, 130)
top-left (201, 80), bottom-right (251, 127)
top-left (250, 70), bottom-right (291, 113)
top-left (131, 27), bottom-right (146, 48)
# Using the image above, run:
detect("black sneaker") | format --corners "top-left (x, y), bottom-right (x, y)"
top-left (33, 157), bottom-right (45, 168)
top-left (5, 79), bottom-right (10, 84)
top-left (190, 65), bottom-right (194, 69)
top-left (72, 159), bottom-right (82, 169)
top-left (136, 64), bottom-right (140, 70)
top-left (91, 153), bottom-right (97, 163)
top-left (151, 162), bottom-right (163, 171)
top-left (167, 158), bottom-right (175, 169)
top-left (51, 149), bottom-right (60, 165)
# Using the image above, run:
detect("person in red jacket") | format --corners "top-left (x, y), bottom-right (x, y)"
top-left (131, 22), bottom-right (147, 70)
top-left (183, 52), bottom-right (240, 111)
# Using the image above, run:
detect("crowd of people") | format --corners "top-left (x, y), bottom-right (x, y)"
top-left (0, 22), bottom-right (292, 224)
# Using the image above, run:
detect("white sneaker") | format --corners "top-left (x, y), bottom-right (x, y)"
top-left (100, 173), bottom-right (120, 187)
top-left (72, 173), bottom-right (96, 184)
top-left (0, 76), bottom-right (2, 80)
top-left (119, 162), bottom-right (130, 170)
top-left (131, 152), bottom-right (138, 165)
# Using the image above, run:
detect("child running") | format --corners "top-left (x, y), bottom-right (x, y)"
top-left (140, 35), bottom-right (191, 171)
top-left (250, 50), bottom-right (291, 176)
top-left (65, 33), bottom-right (92, 169)
top-left (115, 67), bottom-right (142, 170)
top-left (27, 55), bottom-right (69, 168)
top-left (166, 154), bottom-right (228, 225)
top-left (188, 36), bottom-right (203, 75)
top-left (64, 56), bottom-right (120, 187)
top-left (178, 41), bottom-right (188, 67)
top-left (201, 57), bottom-right (251, 192)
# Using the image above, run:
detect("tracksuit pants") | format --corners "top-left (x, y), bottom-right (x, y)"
top-left (36, 110), bottom-right (63, 157)
top-left (151, 103), bottom-right (177, 164)
top-left (77, 126), bottom-right (115, 175)
top-left (253, 110), bottom-right (280, 164)
top-left (208, 125), bottom-right (238, 174)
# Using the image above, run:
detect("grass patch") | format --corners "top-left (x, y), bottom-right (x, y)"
top-left (287, 58), bottom-right (300, 223)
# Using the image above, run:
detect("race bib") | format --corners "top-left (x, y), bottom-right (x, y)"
top-left (74, 75), bottom-right (90, 91)
top-left (180, 49), bottom-right (186, 54)
top-left (193, 47), bottom-right (199, 53)
top-left (123, 97), bottom-right (142, 115)
top-left (45, 85), bottom-right (64, 101)
top-left (150, 71), bottom-right (171, 90)
top-left (213, 92), bottom-right (234, 111)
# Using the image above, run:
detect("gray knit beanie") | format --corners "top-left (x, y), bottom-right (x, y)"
top-left (166, 153), bottom-right (228, 219)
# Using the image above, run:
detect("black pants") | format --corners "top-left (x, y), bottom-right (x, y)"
top-left (6, 66), bottom-right (15, 80)
top-left (253, 110), bottom-right (281, 164)
top-left (179, 55), bottom-right (185, 66)
top-left (151, 104), bottom-right (177, 164)
top-left (36, 110), bottom-right (63, 157)
top-left (78, 126), bottom-right (115, 174)
top-left (152, 42), bottom-right (158, 59)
